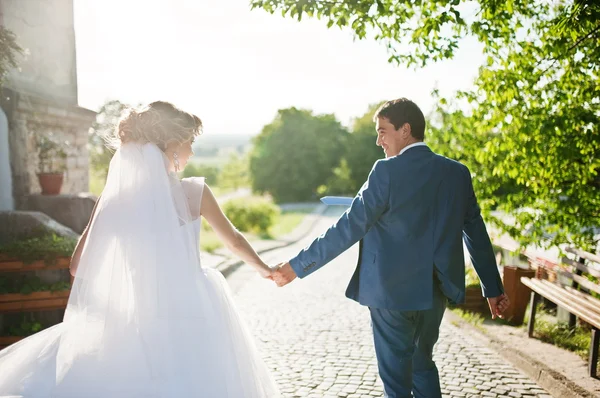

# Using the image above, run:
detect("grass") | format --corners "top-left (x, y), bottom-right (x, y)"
top-left (526, 306), bottom-right (592, 360)
top-left (450, 308), bottom-right (486, 330)
top-left (260, 205), bottom-right (317, 239)
top-left (453, 303), bottom-right (597, 366)
top-left (265, 212), bottom-right (305, 239)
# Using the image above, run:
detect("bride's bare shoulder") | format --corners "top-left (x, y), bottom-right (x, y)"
top-left (181, 176), bottom-right (205, 194)
top-left (181, 177), bottom-right (206, 218)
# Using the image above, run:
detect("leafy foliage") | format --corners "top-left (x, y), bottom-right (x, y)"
top-left (7, 314), bottom-right (43, 337)
top-left (0, 234), bottom-right (76, 264)
top-left (222, 196), bottom-right (280, 234)
top-left (531, 306), bottom-right (593, 360)
top-left (89, 100), bottom-right (129, 182)
top-left (250, 108), bottom-right (348, 202)
top-left (182, 162), bottom-right (220, 185)
top-left (253, 0), bottom-right (600, 250)
top-left (317, 158), bottom-right (354, 196)
top-left (0, 26), bottom-right (22, 86)
top-left (343, 103), bottom-right (385, 194)
top-left (219, 154), bottom-right (250, 190)
top-left (35, 133), bottom-right (69, 173)
top-left (252, 0), bottom-right (599, 67)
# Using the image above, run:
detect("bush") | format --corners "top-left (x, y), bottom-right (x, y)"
top-left (222, 197), bottom-right (279, 234)
top-left (0, 234), bottom-right (77, 264)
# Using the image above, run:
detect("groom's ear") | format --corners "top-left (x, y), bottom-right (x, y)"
top-left (401, 123), bottom-right (412, 137)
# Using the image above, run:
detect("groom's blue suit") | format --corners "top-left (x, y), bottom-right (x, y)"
top-left (289, 144), bottom-right (504, 398)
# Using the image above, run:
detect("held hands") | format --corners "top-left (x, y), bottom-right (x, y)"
top-left (272, 262), bottom-right (297, 287)
top-left (257, 265), bottom-right (276, 280)
top-left (257, 262), bottom-right (297, 287)
top-left (260, 262), bottom-right (297, 287)
top-left (487, 293), bottom-right (510, 319)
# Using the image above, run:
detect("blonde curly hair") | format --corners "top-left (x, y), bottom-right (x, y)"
top-left (115, 101), bottom-right (202, 150)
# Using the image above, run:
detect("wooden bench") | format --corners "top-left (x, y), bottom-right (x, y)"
top-left (520, 247), bottom-right (600, 377)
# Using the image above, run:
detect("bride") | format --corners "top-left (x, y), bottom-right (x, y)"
top-left (0, 101), bottom-right (281, 397)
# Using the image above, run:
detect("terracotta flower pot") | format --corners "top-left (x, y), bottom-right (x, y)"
top-left (37, 172), bottom-right (64, 195)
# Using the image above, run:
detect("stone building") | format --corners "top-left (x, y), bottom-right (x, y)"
top-left (0, 0), bottom-right (97, 346)
top-left (0, 0), bottom-right (96, 213)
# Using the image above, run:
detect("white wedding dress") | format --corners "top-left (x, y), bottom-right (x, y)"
top-left (0, 143), bottom-right (280, 398)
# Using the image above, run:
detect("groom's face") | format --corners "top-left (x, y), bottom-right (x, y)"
top-left (376, 117), bottom-right (407, 158)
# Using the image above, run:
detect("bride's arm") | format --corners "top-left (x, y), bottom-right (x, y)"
top-left (200, 184), bottom-right (272, 277)
top-left (70, 195), bottom-right (101, 277)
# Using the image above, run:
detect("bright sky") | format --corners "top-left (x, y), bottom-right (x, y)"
top-left (74, 0), bottom-right (484, 137)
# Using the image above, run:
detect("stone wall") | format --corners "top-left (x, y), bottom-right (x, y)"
top-left (0, 0), bottom-right (78, 103)
top-left (20, 193), bottom-right (97, 234)
top-left (0, 0), bottom-right (96, 207)
top-left (1, 89), bottom-right (96, 206)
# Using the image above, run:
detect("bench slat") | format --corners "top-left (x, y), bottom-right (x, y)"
top-left (562, 257), bottom-right (600, 279)
top-left (520, 277), bottom-right (600, 327)
top-left (564, 285), bottom-right (600, 309)
top-left (566, 247), bottom-right (600, 265)
top-left (541, 287), bottom-right (600, 328)
top-left (520, 276), bottom-right (537, 290)
top-left (555, 268), bottom-right (600, 296)
top-left (538, 279), bottom-right (600, 316)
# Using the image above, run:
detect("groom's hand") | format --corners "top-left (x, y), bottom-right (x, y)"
top-left (271, 262), bottom-right (297, 287)
top-left (487, 293), bottom-right (510, 319)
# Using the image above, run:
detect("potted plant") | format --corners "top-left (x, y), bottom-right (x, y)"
top-left (36, 133), bottom-right (69, 195)
top-left (0, 233), bottom-right (76, 272)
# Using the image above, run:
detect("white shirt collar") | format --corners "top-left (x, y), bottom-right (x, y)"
top-left (399, 142), bottom-right (427, 155)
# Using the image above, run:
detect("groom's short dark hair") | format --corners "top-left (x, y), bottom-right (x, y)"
top-left (373, 98), bottom-right (426, 141)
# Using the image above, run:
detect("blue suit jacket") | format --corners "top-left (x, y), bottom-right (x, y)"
top-left (289, 145), bottom-right (504, 311)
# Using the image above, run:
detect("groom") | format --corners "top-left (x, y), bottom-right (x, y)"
top-left (271, 98), bottom-right (510, 398)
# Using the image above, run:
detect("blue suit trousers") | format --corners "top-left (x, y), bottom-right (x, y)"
top-left (369, 285), bottom-right (447, 398)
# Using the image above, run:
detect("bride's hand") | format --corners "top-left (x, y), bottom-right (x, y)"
top-left (257, 264), bottom-right (275, 279)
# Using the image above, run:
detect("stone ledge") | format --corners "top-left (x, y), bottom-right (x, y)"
top-left (0, 210), bottom-right (79, 245)
top-left (19, 194), bottom-right (97, 234)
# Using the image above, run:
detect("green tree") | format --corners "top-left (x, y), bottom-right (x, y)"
top-left (89, 100), bottom-right (129, 182)
top-left (219, 153), bottom-right (250, 190)
top-left (250, 108), bottom-right (348, 202)
top-left (0, 26), bottom-right (22, 86)
top-left (317, 158), bottom-right (354, 196)
top-left (344, 103), bottom-right (385, 193)
top-left (253, 0), bottom-right (600, 249)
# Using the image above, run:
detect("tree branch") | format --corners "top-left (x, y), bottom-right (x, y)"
top-left (538, 22), bottom-right (600, 76)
